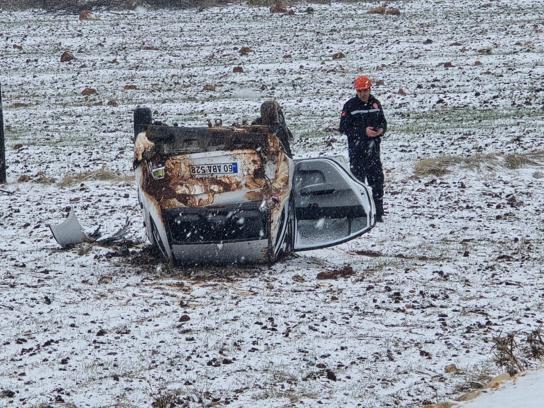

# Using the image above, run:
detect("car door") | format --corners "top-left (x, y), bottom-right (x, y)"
top-left (292, 158), bottom-right (375, 251)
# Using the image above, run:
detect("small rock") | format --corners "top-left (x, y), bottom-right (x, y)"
top-left (239, 46), bottom-right (251, 55)
top-left (98, 276), bottom-right (112, 284)
top-left (60, 51), bottom-right (75, 62)
top-left (444, 363), bottom-right (459, 373)
top-left (96, 329), bottom-right (107, 336)
top-left (443, 61), bottom-right (455, 68)
top-left (203, 84), bottom-right (216, 91)
top-left (398, 88), bottom-right (407, 96)
top-left (332, 52), bottom-right (345, 60)
top-left (326, 369), bottom-right (337, 381)
top-left (385, 7), bottom-right (401, 16)
top-left (79, 9), bottom-right (95, 20)
top-left (368, 6), bottom-right (386, 14)
top-left (124, 84), bottom-right (138, 90)
top-left (1, 390), bottom-right (15, 398)
top-left (207, 358), bottom-right (221, 367)
top-left (179, 314), bottom-right (191, 322)
top-left (423, 39), bottom-right (433, 44)
top-left (233, 66), bottom-right (244, 73)
top-left (81, 87), bottom-right (97, 96)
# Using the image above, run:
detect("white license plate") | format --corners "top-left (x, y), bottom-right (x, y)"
top-left (189, 162), bottom-right (238, 176)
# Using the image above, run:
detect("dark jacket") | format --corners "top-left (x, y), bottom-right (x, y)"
top-left (339, 95), bottom-right (387, 150)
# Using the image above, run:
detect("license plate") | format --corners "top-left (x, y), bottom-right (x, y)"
top-left (189, 162), bottom-right (238, 176)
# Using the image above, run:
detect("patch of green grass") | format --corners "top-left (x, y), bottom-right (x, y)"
top-left (292, 125), bottom-right (331, 140)
top-left (397, 107), bottom-right (544, 134)
top-left (4, 125), bottom-right (30, 142)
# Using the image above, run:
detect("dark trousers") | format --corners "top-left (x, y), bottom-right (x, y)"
top-left (349, 138), bottom-right (384, 216)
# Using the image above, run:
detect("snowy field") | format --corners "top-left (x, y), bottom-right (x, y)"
top-left (0, 0), bottom-right (543, 406)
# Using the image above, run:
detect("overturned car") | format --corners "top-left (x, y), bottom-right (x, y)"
top-left (133, 103), bottom-right (376, 265)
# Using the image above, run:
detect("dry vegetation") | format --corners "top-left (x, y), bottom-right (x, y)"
top-left (57, 168), bottom-right (133, 187)
top-left (414, 150), bottom-right (544, 177)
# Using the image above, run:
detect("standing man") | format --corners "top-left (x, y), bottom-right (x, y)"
top-left (339, 75), bottom-right (387, 222)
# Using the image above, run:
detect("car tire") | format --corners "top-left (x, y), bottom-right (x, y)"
top-left (260, 100), bottom-right (280, 126)
top-left (133, 107), bottom-right (152, 140)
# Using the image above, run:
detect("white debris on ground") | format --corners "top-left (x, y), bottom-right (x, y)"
top-left (0, 0), bottom-right (543, 407)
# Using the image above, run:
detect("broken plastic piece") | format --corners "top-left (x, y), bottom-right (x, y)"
top-left (49, 211), bottom-right (130, 248)
top-left (48, 210), bottom-right (88, 247)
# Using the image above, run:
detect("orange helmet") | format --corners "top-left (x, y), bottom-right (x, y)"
top-left (354, 75), bottom-right (372, 90)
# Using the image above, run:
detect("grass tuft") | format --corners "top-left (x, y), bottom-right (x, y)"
top-left (414, 150), bottom-right (544, 177)
top-left (58, 168), bottom-right (133, 187)
top-left (503, 152), bottom-right (544, 169)
top-left (414, 156), bottom-right (460, 177)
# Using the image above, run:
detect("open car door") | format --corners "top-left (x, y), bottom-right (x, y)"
top-left (293, 158), bottom-right (375, 251)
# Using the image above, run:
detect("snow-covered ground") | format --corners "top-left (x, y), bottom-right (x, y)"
top-left (0, 1), bottom-right (543, 406)
top-left (462, 369), bottom-right (544, 408)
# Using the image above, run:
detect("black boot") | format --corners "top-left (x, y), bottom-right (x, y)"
top-left (375, 199), bottom-right (384, 223)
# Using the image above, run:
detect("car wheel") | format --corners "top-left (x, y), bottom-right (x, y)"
top-left (260, 100), bottom-right (280, 126)
top-left (133, 106), bottom-right (152, 140)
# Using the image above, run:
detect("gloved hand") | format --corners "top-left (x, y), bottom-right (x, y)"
top-left (366, 127), bottom-right (383, 138)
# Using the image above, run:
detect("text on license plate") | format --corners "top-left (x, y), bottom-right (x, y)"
top-left (189, 162), bottom-right (238, 176)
